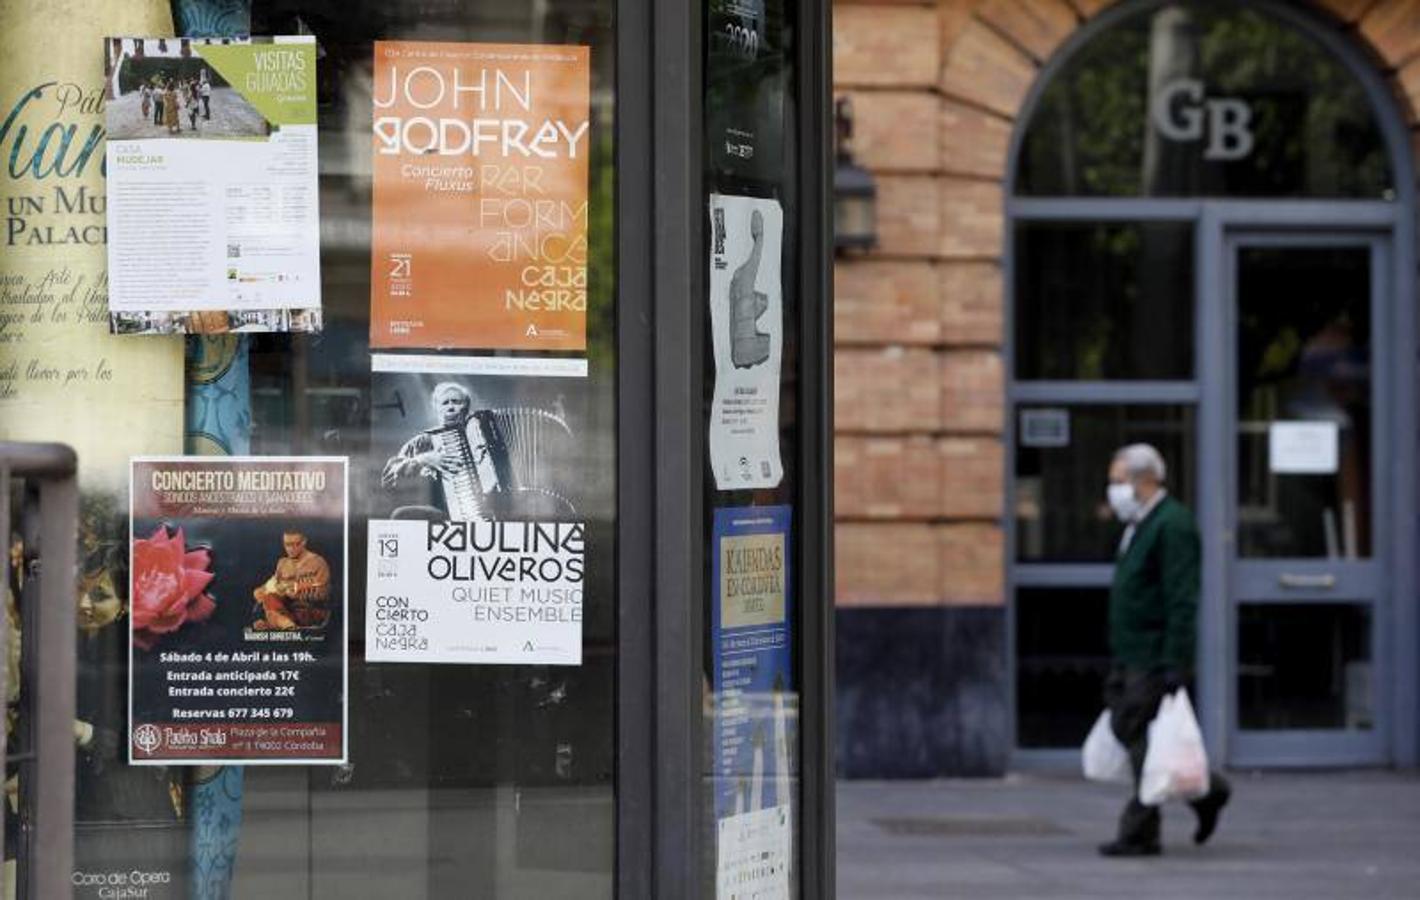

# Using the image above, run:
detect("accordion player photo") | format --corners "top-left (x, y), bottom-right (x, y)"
top-left (376, 374), bottom-right (580, 522)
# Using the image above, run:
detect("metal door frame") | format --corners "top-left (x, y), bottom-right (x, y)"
top-left (1205, 226), bottom-right (1394, 767)
top-left (616, 0), bottom-right (834, 895)
top-left (0, 442), bottom-right (79, 899)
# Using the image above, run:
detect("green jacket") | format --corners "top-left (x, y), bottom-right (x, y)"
top-left (1108, 494), bottom-right (1200, 671)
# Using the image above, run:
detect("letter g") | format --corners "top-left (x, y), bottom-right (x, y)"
top-left (1152, 78), bottom-right (1205, 142)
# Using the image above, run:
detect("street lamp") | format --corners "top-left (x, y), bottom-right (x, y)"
top-left (834, 96), bottom-right (877, 254)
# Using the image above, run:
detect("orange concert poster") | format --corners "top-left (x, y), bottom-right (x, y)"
top-left (370, 42), bottom-right (590, 351)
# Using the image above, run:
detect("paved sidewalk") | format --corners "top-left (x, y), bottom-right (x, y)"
top-left (837, 771), bottom-right (1420, 899)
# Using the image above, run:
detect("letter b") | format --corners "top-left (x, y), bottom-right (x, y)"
top-left (1205, 98), bottom-right (1253, 161)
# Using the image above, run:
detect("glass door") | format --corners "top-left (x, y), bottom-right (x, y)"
top-left (1226, 234), bottom-right (1388, 766)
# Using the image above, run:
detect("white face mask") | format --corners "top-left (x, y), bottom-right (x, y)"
top-left (1107, 482), bottom-right (1141, 522)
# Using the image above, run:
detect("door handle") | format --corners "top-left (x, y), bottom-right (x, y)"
top-left (1278, 572), bottom-right (1337, 590)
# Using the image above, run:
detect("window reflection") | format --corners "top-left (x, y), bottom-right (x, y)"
top-left (1016, 2), bottom-right (1393, 198)
top-left (225, 2), bottom-right (618, 897)
top-left (701, 0), bottom-right (803, 895)
top-left (1015, 222), bottom-right (1193, 381)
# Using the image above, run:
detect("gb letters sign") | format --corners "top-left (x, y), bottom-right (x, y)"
top-left (1151, 78), bottom-right (1254, 161)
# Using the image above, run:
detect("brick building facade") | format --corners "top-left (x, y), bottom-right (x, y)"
top-left (831, 0), bottom-right (1420, 777)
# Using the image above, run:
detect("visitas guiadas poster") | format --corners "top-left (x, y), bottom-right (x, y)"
top-left (104, 36), bottom-right (322, 334)
top-left (370, 42), bottom-right (590, 351)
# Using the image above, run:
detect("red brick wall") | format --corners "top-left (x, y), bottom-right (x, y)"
top-left (831, 0), bottom-right (1420, 610)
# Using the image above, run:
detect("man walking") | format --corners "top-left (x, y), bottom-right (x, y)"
top-left (1099, 443), bottom-right (1230, 857)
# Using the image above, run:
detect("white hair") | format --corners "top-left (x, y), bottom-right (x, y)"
top-left (1113, 443), bottom-right (1167, 483)
top-left (431, 381), bottom-right (471, 408)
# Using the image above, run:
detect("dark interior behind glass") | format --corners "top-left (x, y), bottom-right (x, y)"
top-left (1016, 588), bottom-right (1111, 748)
top-left (1238, 603), bottom-right (1371, 731)
top-left (1014, 221), bottom-right (1193, 381)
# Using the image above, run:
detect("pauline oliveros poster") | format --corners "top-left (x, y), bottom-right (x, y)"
top-left (365, 354), bottom-right (587, 665)
top-left (370, 41), bottom-right (591, 351)
top-left (104, 36), bottom-right (322, 334)
top-left (129, 457), bottom-right (348, 764)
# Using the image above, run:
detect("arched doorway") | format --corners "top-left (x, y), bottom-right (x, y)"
top-left (1005, 0), bottom-right (1417, 767)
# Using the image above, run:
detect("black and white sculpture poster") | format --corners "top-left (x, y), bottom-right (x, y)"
top-left (365, 354), bottom-right (587, 665)
top-left (709, 193), bottom-right (784, 490)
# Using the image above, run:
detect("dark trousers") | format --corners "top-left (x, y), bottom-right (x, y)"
top-left (202, 95), bottom-right (210, 119)
top-left (1105, 666), bottom-right (1230, 845)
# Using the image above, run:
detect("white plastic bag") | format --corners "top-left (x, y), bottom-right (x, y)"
top-left (1138, 689), bottom-right (1210, 806)
top-left (1082, 710), bottom-right (1132, 784)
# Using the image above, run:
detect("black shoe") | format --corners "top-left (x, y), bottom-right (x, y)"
top-left (1193, 783), bottom-right (1231, 845)
top-left (1098, 840), bottom-right (1161, 858)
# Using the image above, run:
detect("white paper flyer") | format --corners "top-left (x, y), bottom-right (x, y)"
top-left (104, 36), bottom-right (321, 334)
top-left (716, 804), bottom-right (791, 900)
top-left (709, 193), bottom-right (784, 490)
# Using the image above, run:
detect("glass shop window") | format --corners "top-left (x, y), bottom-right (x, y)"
top-left (701, 0), bottom-right (804, 896)
top-left (241, 4), bottom-right (619, 896)
top-left (0, 2), bottom-right (618, 898)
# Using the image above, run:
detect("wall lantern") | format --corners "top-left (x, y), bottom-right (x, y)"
top-left (833, 96), bottom-right (877, 254)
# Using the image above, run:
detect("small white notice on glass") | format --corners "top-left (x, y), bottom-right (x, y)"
top-left (1269, 421), bottom-right (1339, 474)
top-left (716, 805), bottom-right (790, 900)
top-left (708, 194), bottom-right (784, 490)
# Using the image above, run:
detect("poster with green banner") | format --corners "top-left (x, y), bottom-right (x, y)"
top-left (104, 36), bottom-right (322, 335)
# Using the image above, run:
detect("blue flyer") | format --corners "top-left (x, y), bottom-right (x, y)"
top-left (712, 505), bottom-right (793, 820)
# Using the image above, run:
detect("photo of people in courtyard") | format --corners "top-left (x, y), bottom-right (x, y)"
top-left (104, 36), bottom-right (269, 140)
